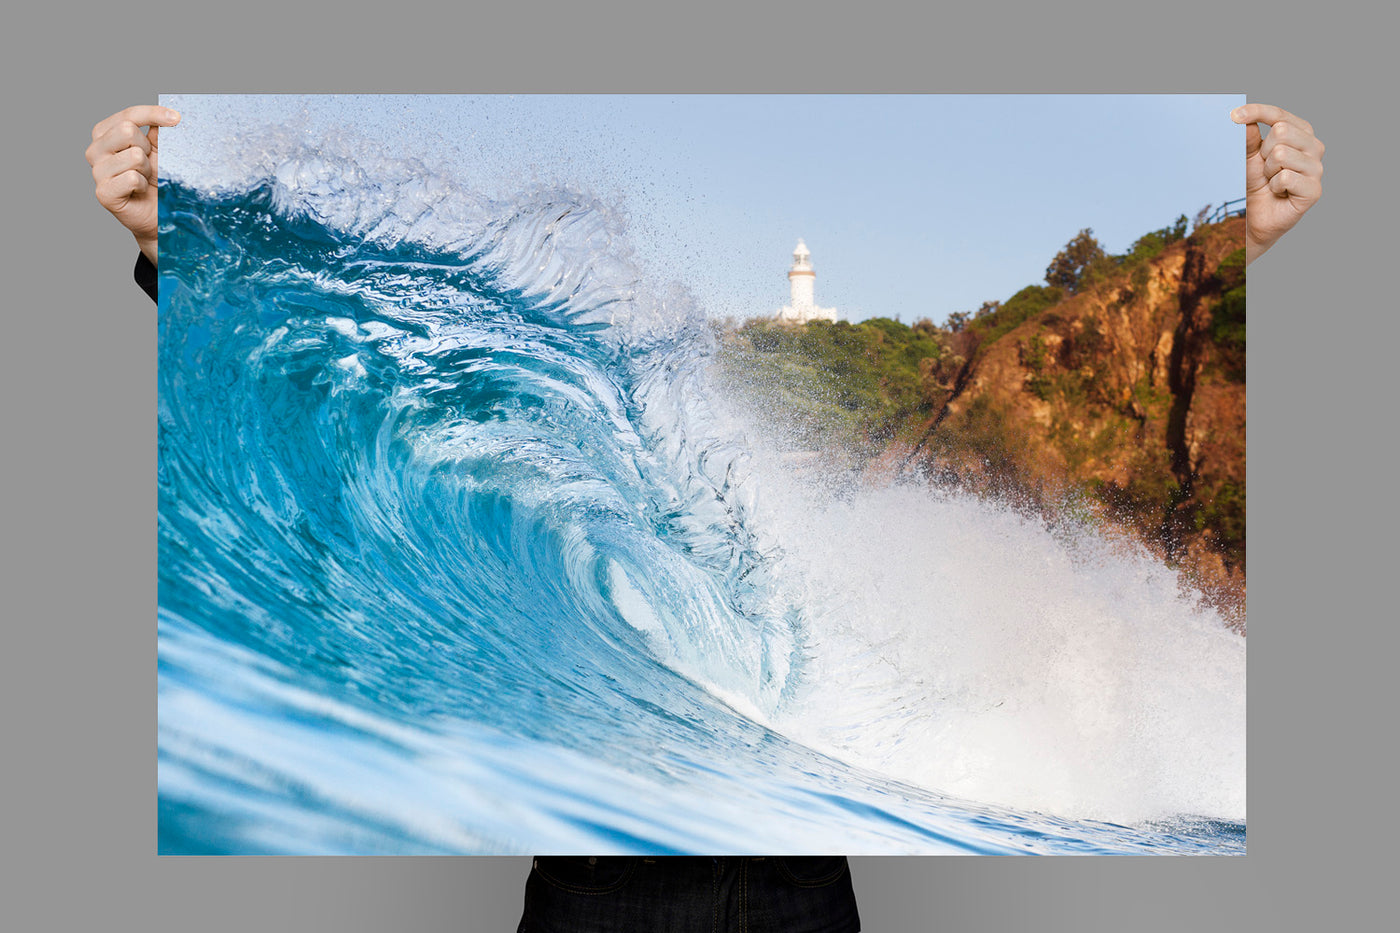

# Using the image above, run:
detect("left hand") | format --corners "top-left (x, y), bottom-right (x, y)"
top-left (1230, 103), bottom-right (1324, 265)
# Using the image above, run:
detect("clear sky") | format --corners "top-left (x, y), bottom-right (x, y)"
top-left (163, 94), bottom-right (1245, 325)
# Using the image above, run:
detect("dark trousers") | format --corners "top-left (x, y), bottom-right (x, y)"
top-left (518, 856), bottom-right (860, 932)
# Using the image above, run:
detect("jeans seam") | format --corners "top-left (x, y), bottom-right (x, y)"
top-left (774, 857), bottom-right (847, 888)
top-left (533, 859), bottom-right (636, 896)
top-left (740, 859), bottom-right (748, 933)
top-left (711, 859), bottom-right (718, 933)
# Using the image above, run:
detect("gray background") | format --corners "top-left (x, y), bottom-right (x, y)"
top-left (6, 1), bottom-right (1392, 929)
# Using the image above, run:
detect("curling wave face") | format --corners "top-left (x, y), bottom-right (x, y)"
top-left (157, 137), bottom-right (1244, 854)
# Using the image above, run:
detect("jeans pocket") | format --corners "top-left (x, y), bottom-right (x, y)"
top-left (532, 856), bottom-right (637, 895)
top-left (774, 856), bottom-right (848, 887)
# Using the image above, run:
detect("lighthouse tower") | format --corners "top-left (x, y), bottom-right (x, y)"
top-left (776, 239), bottom-right (837, 324)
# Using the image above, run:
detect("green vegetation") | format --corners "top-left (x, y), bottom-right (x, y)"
top-left (1195, 479), bottom-right (1246, 562)
top-left (1044, 217), bottom-right (1190, 296)
top-left (924, 393), bottom-right (1040, 490)
top-left (1106, 448), bottom-right (1182, 530)
top-left (1048, 413), bottom-right (1133, 475)
top-left (1021, 334), bottom-right (1052, 400)
top-left (1045, 229), bottom-right (1107, 294)
top-left (714, 316), bottom-right (944, 457)
top-left (956, 216), bottom-right (1192, 354)
top-left (1208, 247), bottom-right (1247, 382)
top-left (967, 285), bottom-right (1063, 346)
top-left (1124, 215), bottom-right (1190, 266)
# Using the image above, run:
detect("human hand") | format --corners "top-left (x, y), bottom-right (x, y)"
top-left (1230, 104), bottom-right (1324, 266)
top-left (86, 105), bottom-right (182, 266)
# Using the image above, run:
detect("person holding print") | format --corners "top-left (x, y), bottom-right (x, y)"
top-left (91, 99), bottom-right (1321, 933)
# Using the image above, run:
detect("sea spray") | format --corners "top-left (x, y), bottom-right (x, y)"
top-left (714, 451), bottom-right (1246, 823)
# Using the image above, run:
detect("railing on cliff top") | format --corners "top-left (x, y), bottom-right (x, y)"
top-left (1206, 198), bottom-right (1247, 225)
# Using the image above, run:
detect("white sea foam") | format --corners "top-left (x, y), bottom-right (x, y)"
top-left (726, 437), bottom-right (1246, 823)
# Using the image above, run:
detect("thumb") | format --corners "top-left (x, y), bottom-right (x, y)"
top-left (1243, 120), bottom-right (1261, 158)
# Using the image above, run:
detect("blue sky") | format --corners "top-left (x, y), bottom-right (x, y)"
top-left (164, 94), bottom-right (1244, 325)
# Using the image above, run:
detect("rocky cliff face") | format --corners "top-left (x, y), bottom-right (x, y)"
top-left (904, 218), bottom-right (1246, 623)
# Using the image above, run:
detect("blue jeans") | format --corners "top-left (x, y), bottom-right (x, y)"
top-left (517, 856), bottom-right (860, 932)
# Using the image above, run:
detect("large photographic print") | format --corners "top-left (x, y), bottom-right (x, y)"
top-left (156, 94), bottom-right (1246, 854)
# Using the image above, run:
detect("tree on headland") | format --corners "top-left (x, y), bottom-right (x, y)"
top-left (1044, 228), bottom-right (1106, 294)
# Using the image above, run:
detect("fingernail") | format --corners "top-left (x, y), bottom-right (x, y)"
top-left (1229, 107), bottom-right (1243, 123)
top-left (167, 109), bottom-right (181, 121)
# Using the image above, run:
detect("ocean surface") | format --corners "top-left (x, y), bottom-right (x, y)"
top-left (156, 136), bottom-right (1246, 855)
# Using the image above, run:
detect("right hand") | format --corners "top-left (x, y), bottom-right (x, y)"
top-left (86, 105), bottom-right (181, 266)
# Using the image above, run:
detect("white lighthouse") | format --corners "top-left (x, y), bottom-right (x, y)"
top-left (776, 239), bottom-right (837, 324)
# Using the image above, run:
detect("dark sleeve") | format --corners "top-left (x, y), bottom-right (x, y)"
top-left (135, 252), bottom-right (158, 304)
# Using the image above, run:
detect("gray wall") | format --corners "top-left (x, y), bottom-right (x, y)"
top-left (8, 2), bottom-right (1390, 929)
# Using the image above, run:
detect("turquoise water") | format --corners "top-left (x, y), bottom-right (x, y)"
top-left (156, 146), bottom-right (1245, 855)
